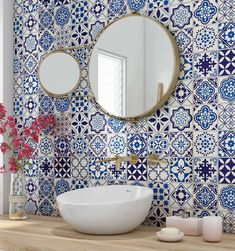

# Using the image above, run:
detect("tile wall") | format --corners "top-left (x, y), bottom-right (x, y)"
top-left (13, 0), bottom-right (235, 233)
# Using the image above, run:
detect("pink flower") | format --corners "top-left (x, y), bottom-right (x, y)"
top-left (0, 142), bottom-right (10, 154)
top-left (12, 138), bottom-right (21, 149)
top-left (0, 103), bottom-right (6, 120)
top-left (0, 165), bottom-right (6, 174)
top-left (8, 157), bottom-right (18, 172)
top-left (31, 134), bottom-right (39, 142)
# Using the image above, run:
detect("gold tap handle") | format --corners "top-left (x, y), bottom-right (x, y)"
top-left (96, 156), bottom-right (117, 164)
top-left (148, 154), bottom-right (167, 165)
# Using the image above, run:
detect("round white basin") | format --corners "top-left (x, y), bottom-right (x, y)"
top-left (56, 185), bottom-right (153, 235)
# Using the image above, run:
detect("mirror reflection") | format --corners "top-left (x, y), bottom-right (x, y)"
top-left (39, 51), bottom-right (80, 96)
top-left (89, 15), bottom-right (179, 119)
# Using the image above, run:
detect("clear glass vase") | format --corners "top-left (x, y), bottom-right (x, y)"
top-left (9, 171), bottom-right (27, 220)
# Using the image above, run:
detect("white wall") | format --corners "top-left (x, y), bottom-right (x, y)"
top-left (0, 0), bottom-right (13, 214)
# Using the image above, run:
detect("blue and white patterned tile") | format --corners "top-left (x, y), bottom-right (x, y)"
top-left (88, 0), bottom-right (108, 22)
top-left (54, 113), bottom-right (71, 135)
top-left (170, 157), bottom-right (193, 182)
top-left (194, 183), bottom-right (218, 210)
top-left (39, 136), bottom-right (54, 157)
top-left (219, 49), bottom-right (235, 76)
top-left (25, 197), bottom-right (39, 215)
top-left (193, 104), bottom-right (217, 131)
top-left (170, 132), bottom-right (193, 157)
top-left (55, 178), bottom-right (71, 196)
top-left (88, 19), bottom-right (107, 42)
top-left (89, 134), bottom-right (107, 157)
top-left (148, 7), bottom-right (169, 27)
top-left (193, 78), bottom-right (217, 105)
top-left (107, 162), bottom-right (127, 180)
top-left (88, 111), bottom-right (107, 133)
top-left (169, 80), bottom-right (193, 106)
top-left (127, 158), bottom-right (148, 181)
top-left (148, 132), bottom-right (169, 158)
top-left (71, 23), bottom-right (89, 46)
top-left (218, 76), bottom-right (235, 103)
top-left (107, 117), bottom-right (127, 133)
top-left (107, 0), bottom-right (127, 21)
top-left (54, 5), bottom-right (71, 29)
top-left (39, 8), bottom-right (54, 31)
top-left (194, 157), bottom-right (218, 183)
top-left (218, 210), bottom-right (235, 234)
top-left (179, 53), bottom-right (193, 80)
top-left (127, 0), bottom-right (148, 14)
top-left (219, 158), bottom-right (235, 184)
top-left (54, 135), bottom-right (71, 157)
top-left (218, 22), bottom-right (235, 50)
top-left (127, 118), bottom-right (148, 133)
top-left (23, 0), bottom-right (39, 14)
top-left (193, 0), bottom-right (218, 26)
top-left (71, 134), bottom-right (88, 157)
top-left (54, 97), bottom-right (71, 113)
top-left (148, 107), bottom-right (169, 132)
top-left (127, 133), bottom-right (148, 157)
top-left (71, 156), bottom-right (89, 180)
top-left (107, 134), bottom-right (127, 156)
top-left (169, 3), bottom-right (193, 31)
top-left (89, 156), bottom-right (107, 180)
top-left (169, 182), bottom-right (193, 209)
top-left (218, 103), bottom-right (235, 130)
top-left (193, 24), bottom-right (217, 53)
top-left (71, 112), bottom-right (88, 135)
top-left (218, 131), bottom-right (235, 158)
top-left (71, 179), bottom-right (89, 190)
top-left (193, 51), bottom-right (218, 79)
top-left (218, 0), bottom-right (235, 23)
top-left (170, 106), bottom-right (193, 131)
top-left (218, 184), bottom-right (235, 211)
top-left (38, 30), bottom-right (54, 52)
top-left (144, 207), bottom-right (169, 228)
top-left (71, 0), bottom-right (88, 25)
top-left (54, 27), bottom-right (72, 49)
top-left (174, 28), bottom-right (193, 54)
top-left (193, 131), bottom-right (218, 157)
top-left (38, 157), bottom-right (54, 177)
top-left (148, 181), bottom-right (169, 207)
top-left (148, 158), bottom-right (169, 182)
top-left (55, 157), bottom-right (71, 178)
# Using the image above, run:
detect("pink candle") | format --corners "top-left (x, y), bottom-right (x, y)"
top-left (202, 216), bottom-right (222, 242)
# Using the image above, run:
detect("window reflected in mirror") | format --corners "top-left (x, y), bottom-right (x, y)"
top-left (98, 50), bottom-right (126, 117)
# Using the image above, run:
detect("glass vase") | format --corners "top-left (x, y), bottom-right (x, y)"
top-left (9, 171), bottom-right (27, 220)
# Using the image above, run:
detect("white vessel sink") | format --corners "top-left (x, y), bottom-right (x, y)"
top-left (56, 185), bottom-right (153, 235)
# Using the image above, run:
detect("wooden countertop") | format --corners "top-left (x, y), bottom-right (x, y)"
top-left (0, 215), bottom-right (234, 251)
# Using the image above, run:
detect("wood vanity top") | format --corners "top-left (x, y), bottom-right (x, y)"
top-left (0, 215), bottom-right (234, 251)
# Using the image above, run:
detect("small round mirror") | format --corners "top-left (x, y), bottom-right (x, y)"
top-left (39, 51), bottom-right (80, 96)
top-left (89, 15), bottom-right (179, 119)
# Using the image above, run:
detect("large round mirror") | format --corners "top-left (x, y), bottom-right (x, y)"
top-left (39, 51), bottom-right (81, 96)
top-left (89, 15), bottom-right (179, 119)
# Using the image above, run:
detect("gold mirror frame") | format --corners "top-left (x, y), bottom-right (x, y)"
top-left (88, 13), bottom-right (180, 122)
top-left (38, 50), bottom-right (82, 97)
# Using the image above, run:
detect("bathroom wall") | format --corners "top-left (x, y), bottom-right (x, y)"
top-left (1, 0), bottom-right (13, 214)
top-left (13, 0), bottom-right (235, 233)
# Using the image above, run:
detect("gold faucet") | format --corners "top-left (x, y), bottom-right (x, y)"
top-left (96, 154), bottom-right (139, 171)
top-left (148, 154), bottom-right (167, 166)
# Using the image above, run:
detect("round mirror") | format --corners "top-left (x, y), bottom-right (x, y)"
top-left (39, 51), bottom-right (81, 96)
top-left (89, 15), bottom-right (179, 119)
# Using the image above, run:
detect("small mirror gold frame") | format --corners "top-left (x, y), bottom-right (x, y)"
top-left (88, 13), bottom-right (180, 122)
top-left (38, 50), bottom-right (82, 97)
